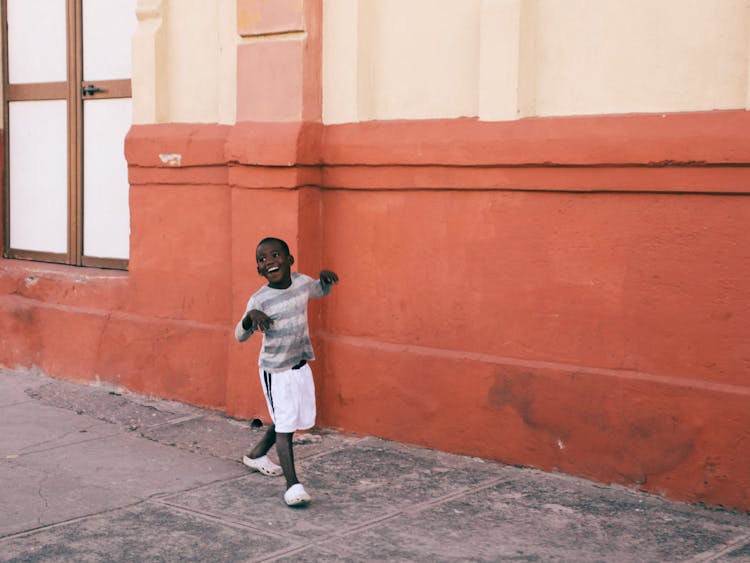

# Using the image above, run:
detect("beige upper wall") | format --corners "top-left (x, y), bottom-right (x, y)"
top-left (534, 0), bottom-right (750, 116)
top-left (361, 0), bottom-right (481, 120)
top-left (323, 0), bottom-right (750, 123)
top-left (133, 0), bottom-right (237, 124)
top-left (3, 1), bottom-right (743, 125)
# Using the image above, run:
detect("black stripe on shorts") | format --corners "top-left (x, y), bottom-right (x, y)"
top-left (263, 371), bottom-right (274, 414)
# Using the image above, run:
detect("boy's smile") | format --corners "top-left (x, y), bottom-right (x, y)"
top-left (256, 240), bottom-right (294, 289)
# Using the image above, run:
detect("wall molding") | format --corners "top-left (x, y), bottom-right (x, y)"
top-left (125, 110), bottom-right (750, 194)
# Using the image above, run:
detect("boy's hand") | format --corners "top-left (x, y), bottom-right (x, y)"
top-left (243, 309), bottom-right (273, 332)
top-left (320, 270), bottom-right (339, 285)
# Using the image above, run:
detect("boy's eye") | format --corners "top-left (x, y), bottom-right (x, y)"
top-left (258, 257), bottom-right (266, 263)
top-left (272, 252), bottom-right (279, 258)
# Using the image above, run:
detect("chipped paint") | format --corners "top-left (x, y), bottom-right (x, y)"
top-left (159, 153), bottom-right (182, 166)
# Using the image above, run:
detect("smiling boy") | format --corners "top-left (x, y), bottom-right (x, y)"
top-left (234, 237), bottom-right (338, 507)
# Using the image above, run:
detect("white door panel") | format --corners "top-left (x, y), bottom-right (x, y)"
top-left (9, 101), bottom-right (68, 253)
top-left (83, 0), bottom-right (138, 81)
top-left (83, 98), bottom-right (132, 260)
top-left (7, 0), bottom-right (67, 84)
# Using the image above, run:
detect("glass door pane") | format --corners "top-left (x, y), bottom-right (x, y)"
top-left (7, 0), bottom-right (67, 83)
top-left (9, 101), bottom-right (68, 253)
top-left (82, 98), bottom-right (132, 260)
top-left (82, 0), bottom-right (137, 81)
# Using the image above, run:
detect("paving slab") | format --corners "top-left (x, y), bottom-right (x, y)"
top-left (0, 370), bottom-right (47, 406)
top-left (10, 430), bottom-right (243, 500)
top-left (318, 478), bottom-right (748, 562)
top-left (721, 542), bottom-right (750, 561)
top-left (1, 429), bottom-right (243, 537)
top-left (0, 460), bottom-right (138, 537)
top-left (27, 379), bottom-right (200, 430)
top-left (0, 401), bottom-right (117, 456)
top-left (0, 502), bottom-right (290, 563)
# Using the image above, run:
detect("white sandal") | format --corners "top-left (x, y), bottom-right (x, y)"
top-left (242, 454), bottom-right (283, 476)
top-left (284, 483), bottom-right (311, 507)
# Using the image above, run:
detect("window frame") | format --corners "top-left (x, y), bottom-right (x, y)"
top-left (1, 0), bottom-right (130, 270)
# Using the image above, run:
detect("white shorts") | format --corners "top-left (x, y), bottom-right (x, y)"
top-left (259, 363), bottom-right (316, 433)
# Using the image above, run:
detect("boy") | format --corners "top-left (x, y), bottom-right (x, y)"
top-left (234, 237), bottom-right (338, 507)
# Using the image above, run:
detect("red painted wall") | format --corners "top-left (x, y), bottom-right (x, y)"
top-left (1, 112), bottom-right (749, 512)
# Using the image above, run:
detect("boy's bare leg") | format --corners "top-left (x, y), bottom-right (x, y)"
top-left (248, 423), bottom-right (276, 458)
top-left (275, 432), bottom-right (299, 489)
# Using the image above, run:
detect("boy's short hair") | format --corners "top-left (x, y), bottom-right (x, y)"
top-left (257, 237), bottom-right (290, 256)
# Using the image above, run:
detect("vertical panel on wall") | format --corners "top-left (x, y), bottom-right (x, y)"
top-left (8, 100), bottom-right (68, 253)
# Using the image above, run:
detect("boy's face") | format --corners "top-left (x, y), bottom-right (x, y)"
top-left (256, 240), bottom-right (293, 289)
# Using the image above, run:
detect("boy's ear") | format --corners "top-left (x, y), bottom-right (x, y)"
top-left (288, 255), bottom-right (295, 265)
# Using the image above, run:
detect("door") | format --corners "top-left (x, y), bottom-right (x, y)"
top-left (2, 0), bottom-right (136, 269)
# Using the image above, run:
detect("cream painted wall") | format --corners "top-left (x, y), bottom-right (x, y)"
top-left (534, 0), bottom-right (750, 116)
top-left (366, 0), bottom-right (481, 120)
top-left (132, 0), bottom-right (237, 124)
top-left (324, 0), bottom-right (481, 123)
top-left (323, 0), bottom-right (750, 123)
top-left (322, 0), bottom-right (359, 123)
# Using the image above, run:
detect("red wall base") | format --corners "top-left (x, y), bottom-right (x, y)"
top-left (1, 111), bottom-right (749, 511)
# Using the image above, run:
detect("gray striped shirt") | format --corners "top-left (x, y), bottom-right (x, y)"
top-left (235, 273), bottom-right (332, 372)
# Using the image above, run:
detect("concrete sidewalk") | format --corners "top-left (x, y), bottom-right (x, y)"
top-left (1, 368), bottom-right (748, 562)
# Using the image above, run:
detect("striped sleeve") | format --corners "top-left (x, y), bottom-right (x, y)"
top-left (234, 296), bottom-right (257, 342)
